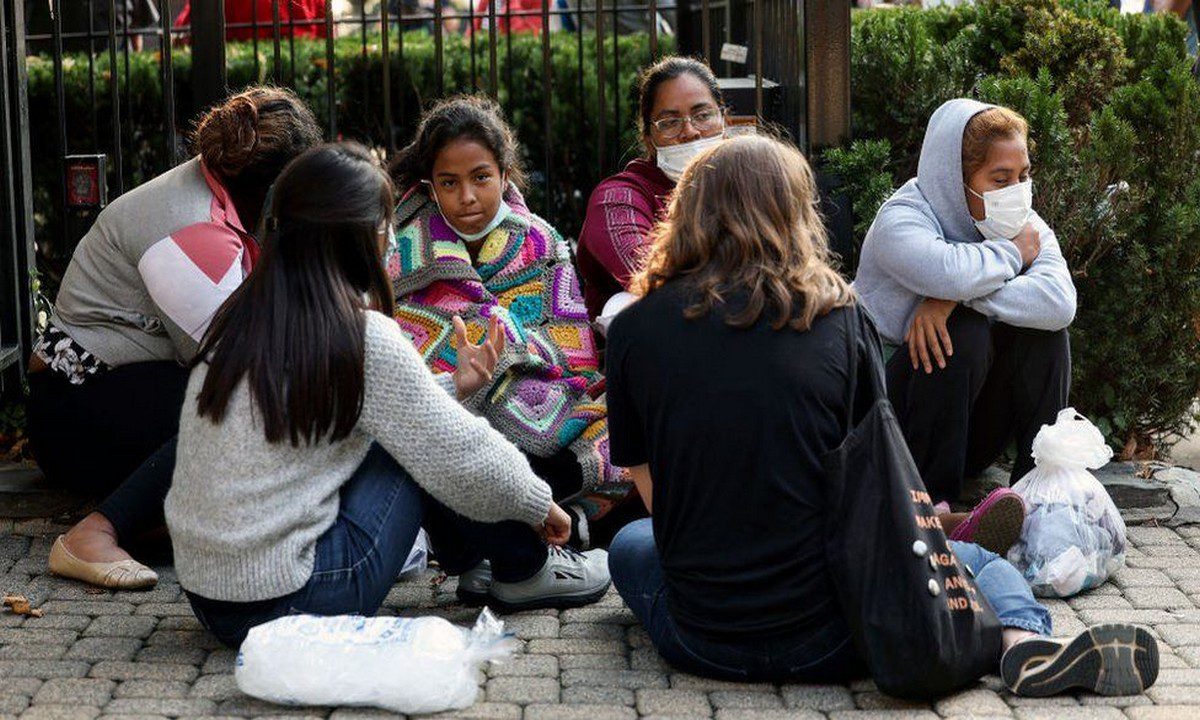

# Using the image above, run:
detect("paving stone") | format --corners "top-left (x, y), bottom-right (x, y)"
top-left (213, 698), bottom-right (334, 717)
top-left (560, 686), bottom-right (635, 705)
top-left (1125, 586), bottom-right (1194, 609)
top-left (101, 699), bottom-right (218, 717)
top-left (0, 660), bottom-right (89, 678)
top-left (33, 678), bottom-right (117, 705)
top-left (84, 616), bottom-right (158, 639)
top-left (1078, 609), bottom-right (1177, 625)
top-left (1124, 708), bottom-right (1200, 720)
top-left (524, 638), bottom-right (625, 655)
top-left (1076, 693), bottom-right (1153, 707)
top-left (853, 692), bottom-right (931, 711)
top-left (933, 688), bottom-right (1010, 716)
top-left (708, 691), bottom-right (783, 710)
top-left (189, 675), bottom-right (244, 702)
top-left (500, 615), bottom-right (559, 640)
top-left (1155, 624), bottom-right (1200, 646)
top-left (17, 705), bottom-right (101, 720)
top-left (485, 654), bottom-right (558, 678)
top-left (558, 654), bottom-right (629, 671)
top-left (327, 710), bottom-right (405, 720)
top-left (133, 646), bottom-right (207, 666)
top-left (65, 636), bottom-right (144, 661)
top-left (718, 712), bottom-right (825, 720)
top-left (88, 661), bottom-right (200, 682)
top-left (1154, 668), bottom-right (1200, 685)
top-left (0, 642), bottom-right (67, 659)
top-left (27, 614), bottom-right (93, 630)
top-left (132, 603), bottom-right (195, 618)
top-left (524, 704), bottom-right (636, 720)
top-left (145, 630), bottom-right (223, 650)
top-left (410, 701), bottom-right (520, 719)
top-left (629, 648), bottom-right (669, 671)
top-left (780, 684), bottom-right (855, 711)
top-left (201, 650), bottom-right (239, 675)
top-left (40, 601), bottom-right (135, 617)
top-left (558, 607), bottom-right (638, 625)
top-left (1011, 709), bottom-right (1124, 720)
top-left (560, 622), bottom-right (627, 641)
top-left (484, 676), bottom-right (559, 704)
top-left (99, 715), bottom-right (173, 720)
top-left (0, 697), bottom-right (26, 714)
top-left (561, 669), bottom-right (670, 690)
top-left (0, 678), bottom-right (42, 696)
top-left (0, 627), bottom-right (79, 644)
top-left (1002, 694), bottom-right (1080, 707)
top-left (668, 675), bottom-right (772, 692)
top-left (112, 681), bottom-right (191, 699)
top-left (635, 689), bottom-right (711, 716)
top-left (1066, 594), bottom-right (1134, 609)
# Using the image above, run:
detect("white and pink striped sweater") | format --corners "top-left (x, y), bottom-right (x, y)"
top-left (50, 156), bottom-right (258, 367)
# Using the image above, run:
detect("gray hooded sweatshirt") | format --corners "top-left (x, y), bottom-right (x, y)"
top-left (852, 98), bottom-right (1077, 346)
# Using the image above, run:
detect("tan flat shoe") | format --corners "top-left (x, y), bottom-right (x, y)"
top-left (48, 535), bottom-right (158, 590)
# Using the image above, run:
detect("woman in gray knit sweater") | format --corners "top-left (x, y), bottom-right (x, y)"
top-left (166, 142), bottom-right (609, 648)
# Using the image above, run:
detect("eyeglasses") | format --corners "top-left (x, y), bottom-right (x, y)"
top-left (650, 108), bottom-right (724, 140)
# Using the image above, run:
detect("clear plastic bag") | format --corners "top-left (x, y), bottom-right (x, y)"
top-left (235, 609), bottom-right (519, 714)
top-left (1006, 408), bottom-right (1126, 598)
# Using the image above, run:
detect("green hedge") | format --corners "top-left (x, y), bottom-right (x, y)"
top-left (823, 0), bottom-right (1200, 456)
top-left (26, 31), bottom-right (672, 273)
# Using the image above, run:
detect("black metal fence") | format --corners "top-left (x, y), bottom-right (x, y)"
top-left (0, 0), bottom-right (847, 396)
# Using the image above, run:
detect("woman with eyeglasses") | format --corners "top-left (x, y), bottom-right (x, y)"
top-left (853, 99), bottom-right (1076, 505)
top-left (577, 56), bottom-right (726, 322)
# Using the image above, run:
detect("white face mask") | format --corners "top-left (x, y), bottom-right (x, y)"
top-left (425, 179), bottom-right (512, 243)
top-left (655, 134), bottom-right (725, 182)
top-left (966, 179), bottom-right (1033, 241)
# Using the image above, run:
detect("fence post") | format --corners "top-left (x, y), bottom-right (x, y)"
top-left (191, 0), bottom-right (227, 114)
top-left (804, 0), bottom-right (849, 151)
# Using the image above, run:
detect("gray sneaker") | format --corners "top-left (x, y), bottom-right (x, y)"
top-left (456, 560), bottom-right (492, 606)
top-left (487, 545), bottom-right (611, 612)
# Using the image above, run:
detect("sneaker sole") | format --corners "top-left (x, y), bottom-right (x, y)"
top-left (970, 494), bottom-right (1026, 556)
top-left (456, 588), bottom-right (490, 607)
top-left (485, 580), bottom-right (612, 614)
top-left (1002, 623), bottom-right (1159, 697)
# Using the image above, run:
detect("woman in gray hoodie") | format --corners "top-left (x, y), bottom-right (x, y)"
top-left (853, 98), bottom-right (1076, 503)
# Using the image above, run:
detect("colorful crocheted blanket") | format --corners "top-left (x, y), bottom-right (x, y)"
top-left (387, 185), bottom-right (631, 521)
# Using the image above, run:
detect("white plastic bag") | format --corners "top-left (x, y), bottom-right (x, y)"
top-left (235, 609), bottom-right (518, 714)
top-left (1006, 408), bottom-right (1126, 597)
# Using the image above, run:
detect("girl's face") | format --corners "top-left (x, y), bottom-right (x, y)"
top-left (645, 75), bottom-right (724, 151)
top-left (965, 135), bottom-right (1031, 221)
top-left (430, 138), bottom-right (506, 236)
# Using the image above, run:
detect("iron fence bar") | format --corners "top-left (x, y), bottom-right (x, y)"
top-left (161, 0), bottom-right (176, 167)
top-left (612, 0), bottom-right (619, 161)
top-left (5, 0), bottom-right (36, 373)
top-left (702, 0), bottom-right (711, 65)
top-left (754, 0), bottom-right (762, 119)
top-left (289, 2), bottom-right (297, 86)
top-left (504, 8), bottom-right (513, 117)
top-left (595, 0), bottom-right (605, 180)
top-left (434, 0), bottom-right (444, 94)
top-left (191, 0), bottom-right (227, 119)
top-left (541, 0), bottom-right (550, 205)
top-left (50, 0), bottom-right (68, 253)
top-left (272, 0), bottom-right (283, 84)
top-left (804, 0), bottom-right (848, 151)
top-left (325, 0), bottom-right (336, 138)
top-left (488, 0), bottom-right (498, 97)
top-left (252, 0), bottom-right (260, 78)
top-left (649, 0), bottom-right (657, 57)
top-left (381, 0), bottom-right (394, 153)
top-left (87, 0), bottom-right (98, 148)
top-left (122, 1), bottom-right (131, 166)
top-left (107, 0), bottom-right (124, 194)
top-left (360, 0), bottom-right (370, 128)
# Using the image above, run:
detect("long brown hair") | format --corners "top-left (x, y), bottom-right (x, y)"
top-left (195, 142), bottom-right (396, 446)
top-left (632, 135), bottom-right (854, 331)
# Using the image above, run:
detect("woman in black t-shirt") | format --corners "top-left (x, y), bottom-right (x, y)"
top-left (603, 136), bottom-right (1157, 697)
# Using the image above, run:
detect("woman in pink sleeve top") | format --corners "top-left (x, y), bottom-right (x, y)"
top-left (577, 57), bottom-right (726, 319)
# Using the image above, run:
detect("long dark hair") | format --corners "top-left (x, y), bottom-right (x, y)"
top-left (389, 94), bottom-right (527, 192)
top-left (195, 142), bottom-right (396, 446)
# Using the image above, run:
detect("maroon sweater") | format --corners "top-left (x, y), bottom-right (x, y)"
top-left (577, 159), bottom-right (675, 319)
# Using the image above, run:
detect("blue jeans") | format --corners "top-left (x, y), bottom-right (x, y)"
top-left (608, 519), bottom-right (1051, 683)
top-left (186, 443), bottom-right (551, 647)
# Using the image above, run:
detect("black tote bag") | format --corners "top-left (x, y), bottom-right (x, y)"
top-left (821, 307), bottom-right (1003, 700)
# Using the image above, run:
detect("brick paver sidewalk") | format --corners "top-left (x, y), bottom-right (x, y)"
top-left (3, 517), bottom-right (1200, 720)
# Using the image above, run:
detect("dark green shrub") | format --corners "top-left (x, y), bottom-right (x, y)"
top-left (26, 31), bottom-right (672, 279)
top-left (830, 0), bottom-right (1200, 454)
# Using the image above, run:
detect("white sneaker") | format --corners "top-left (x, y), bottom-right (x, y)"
top-left (456, 560), bottom-right (492, 606)
top-left (487, 546), bottom-right (611, 612)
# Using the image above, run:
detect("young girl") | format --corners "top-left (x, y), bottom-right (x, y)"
top-left (165, 143), bottom-right (609, 648)
top-left (605, 135), bottom-right (1155, 696)
top-left (40, 86), bottom-right (322, 589)
top-left (387, 95), bottom-right (636, 565)
top-left (577, 56), bottom-right (725, 320)
top-left (853, 99), bottom-right (1076, 503)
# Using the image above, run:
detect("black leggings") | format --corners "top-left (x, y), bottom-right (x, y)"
top-left (886, 306), bottom-right (1071, 503)
top-left (27, 361), bottom-right (189, 499)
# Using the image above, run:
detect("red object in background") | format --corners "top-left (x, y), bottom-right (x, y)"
top-left (473, 0), bottom-right (545, 34)
top-left (65, 155), bottom-right (108, 209)
top-left (174, 0), bottom-right (328, 41)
